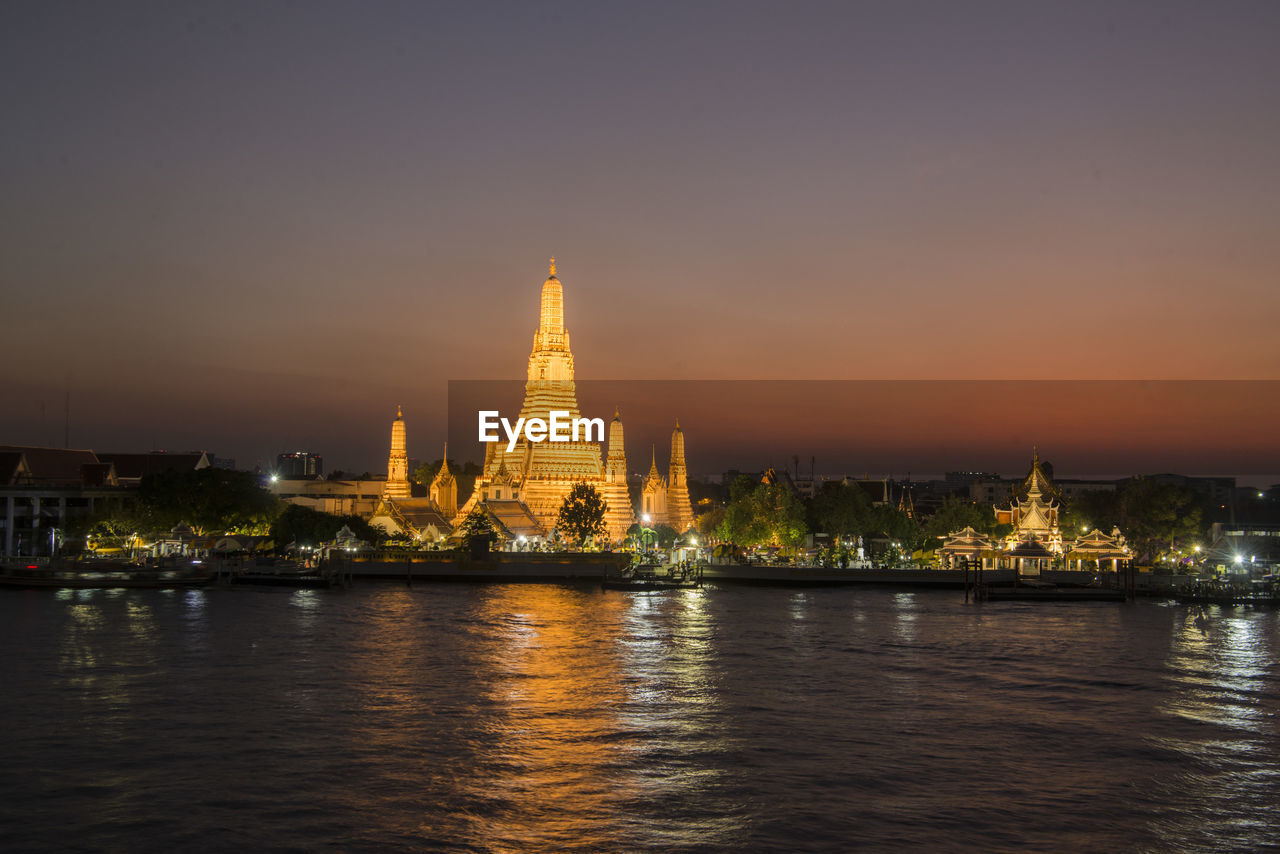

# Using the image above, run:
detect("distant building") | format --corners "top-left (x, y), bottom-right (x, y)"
top-left (1204, 522), bottom-right (1280, 575)
top-left (369, 438), bottom-right (459, 543)
top-left (269, 477), bottom-right (385, 517)
top-left (0, 445), bottom-right (131, 557)
top-left (639, 422), bottom-right (694, 531)
top-left (276, 451), bottom-right (323, 479)
top-left (97, 451), bottom-right (211, 485)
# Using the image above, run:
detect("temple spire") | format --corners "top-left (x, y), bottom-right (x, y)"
top-left (549, 256), bottom-right (557, 277)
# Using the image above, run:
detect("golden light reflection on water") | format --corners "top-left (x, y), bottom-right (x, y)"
top-left (329, 586), bottom-right (743, 850)
top-left (464, 585), bottom-right (640, 850)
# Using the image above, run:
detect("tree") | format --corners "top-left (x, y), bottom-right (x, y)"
top-left (555, 482), bottom-right (608, 547)
top-left (923, 495), bottom-right (994, 543)
top-left (135, 468), bottom-right (281, 536)
top-left (696, 505), bottom-right (726, 539)
top-left (652, 523), bottom-right (680, 548)
top-left (868, 504), bottom-right (923, 554)
top-left (715, 476), bottom-right (808, 549)
top-left (271, 504), bottom-right (379, 549)
top-left (1116, 479), bottom-right (1204, 562)
top-left (808, 481), bottom-right (873, 540)
top-left (457, 508), bottom-right (496, 555)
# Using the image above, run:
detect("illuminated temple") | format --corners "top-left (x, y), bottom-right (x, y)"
top-left (452, 259), bottom-right (644, 542)
top-left (639, 421), bottom-right (694, 531)
top-left (369, 409), bottom-right (455, 542)
top-left (939, 449), bottom-right (1130, 575)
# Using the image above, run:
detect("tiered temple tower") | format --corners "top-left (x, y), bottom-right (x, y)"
top-left (455, 259), bottom-right (612, 537)
top-left (429, 444), bottom-right (457, 518)
top-left (601, 408), bottom-right (635, 540)
top-left (666, 420), bottom-right (694, 532)
top-left (382, 406), bottom-right (412, 500)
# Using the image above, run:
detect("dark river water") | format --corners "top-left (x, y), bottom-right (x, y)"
top-left (2, 583), bottom-right (1278, 852)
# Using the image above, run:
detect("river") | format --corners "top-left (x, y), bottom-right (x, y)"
top-left (2, 584), bottom-right (1277, 851)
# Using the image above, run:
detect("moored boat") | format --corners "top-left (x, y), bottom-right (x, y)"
top-left (0, 560), bottom-right (214, 590)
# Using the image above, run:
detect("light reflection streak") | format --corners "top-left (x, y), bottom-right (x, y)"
top-left (464, 586), bottom-right (638, 850)
top-left (1149, 607), bottom-right (1279, 850)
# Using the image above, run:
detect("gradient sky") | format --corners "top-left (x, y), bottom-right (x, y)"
top-left (2, 1), bottom-right (1278, 475)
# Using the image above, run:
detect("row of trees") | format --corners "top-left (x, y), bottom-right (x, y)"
top-left (74, 466), bottom-right (1212, 564)
top-left (77, 468), bottom-right (379, 550)
top-left (686, 475), bottom-right (1209, 564)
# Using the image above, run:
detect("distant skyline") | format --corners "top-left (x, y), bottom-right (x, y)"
top-left (3, 2), bottom-right (1279, 475)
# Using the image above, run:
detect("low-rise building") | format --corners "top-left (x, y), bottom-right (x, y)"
top-left (269, 477), bottom-right (386, 517)
top-left (0, 446), bottom-right (132, 557)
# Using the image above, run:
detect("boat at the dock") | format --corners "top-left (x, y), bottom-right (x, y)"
top-left (0, 559), bottom-right (214, 590)
top-left (603, 560), bottom-right (703, 591)
top-left (1173, 577), bottom-right (1279, 607)
top-left (979, 581), bottom-right (1127, 602)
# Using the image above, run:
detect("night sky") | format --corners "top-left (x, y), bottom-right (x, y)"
top-left (3, 1), bottom-right (1278, 478)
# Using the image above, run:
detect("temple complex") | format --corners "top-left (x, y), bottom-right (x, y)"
top-left (453, 260), bottom-right (640, 543)
top-left (640, 422), bottom-right (694, 531)
top-left (369, 423), bottom-right (455, 542)
top-left (939, 449), bottom-right (1130, 576)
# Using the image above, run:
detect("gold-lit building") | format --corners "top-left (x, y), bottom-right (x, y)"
top-left (381, 406), bottom-right (412, 500)
top-left (369, 408), bottom-right (454, 542)
top-left (453, 259), bottom-right (641, 542)
top-left (939, 449), bottom-right (1130, 575)
top-left (639, 421), bottom-right (694, 532)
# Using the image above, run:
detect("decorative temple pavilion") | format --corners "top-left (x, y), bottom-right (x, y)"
top-left (939, 450), bottom-right (1131, 576)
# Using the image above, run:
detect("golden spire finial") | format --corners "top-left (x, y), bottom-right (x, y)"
top-left (397, 405), bottom-right (403, 419)
top-left (549, 256), bottom-right (557, 277)
top-left (675, 417), bottom-right (680, 430)
top-left (614, 405), bottom-right (621, 419)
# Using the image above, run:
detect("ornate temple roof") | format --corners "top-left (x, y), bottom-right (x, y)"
top-left (1069, 527), bottom-right (1130, 557)
top-left (431, 445), bottom-right (455, 488)
top-left (939, 526), bottom-right (994, 552)
top-left (373, 498), bottom-right (454, 538)
top-left (1014, 446), bottom-right (1061, 503)
top-left (481, 499), bottom-right (546, 540)
top-left (491, 459), bottom-right (515, 486)
top-left (643, 445), bottom-right (665, 489)
top-left (1009, 538), bottom-right (1054, 558)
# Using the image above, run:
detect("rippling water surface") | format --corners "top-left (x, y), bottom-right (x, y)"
top-left (2, 584), bottom-right (1278, 852)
